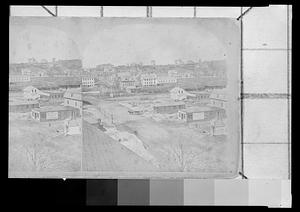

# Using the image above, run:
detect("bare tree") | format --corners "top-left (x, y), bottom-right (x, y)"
top-left (22, 132), bottom-right (54, 171)
top-left (164, 142), bottom-right (199, 172)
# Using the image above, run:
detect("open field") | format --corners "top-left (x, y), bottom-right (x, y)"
top-left (117, 119), bottom-right (228, 172)
top-left (9, 112), bottom-right (82, 172)
top-left (82, 93), bottom-right (230, 172)
top-left (9, 76), bottom-right (81, 91)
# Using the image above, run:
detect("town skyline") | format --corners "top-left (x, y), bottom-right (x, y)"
top-left (9, 57), bottom-right (227, 68)
top-left (9, 17), bottom-right (239, 179)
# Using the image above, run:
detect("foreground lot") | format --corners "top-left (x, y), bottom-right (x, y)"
top-left (9, 112), bottom-right (82, 172)
top-left (82, 93), bottom-right (232, 173)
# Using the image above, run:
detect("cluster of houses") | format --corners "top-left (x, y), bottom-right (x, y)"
top-left (80, 63), bottom-right (225, 98)
top-left (9, 58), bottom-right (228, 136)
top-left (9, 85), bottom-right (83, 136)
top-left (80, 69), bottom-right (195, 96)
top-left (10, 58), bottom-right (226, 97)
top-left (135, 86), bottom-right (227, 136)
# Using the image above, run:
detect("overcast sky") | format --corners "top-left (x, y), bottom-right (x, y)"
top-left (9, 17), bottom-right (239, 68)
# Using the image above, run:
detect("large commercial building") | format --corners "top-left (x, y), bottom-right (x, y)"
top-left (9, 75), bottom-right (31, 83)
top-left (119, 76), bottom-right (136, 89)
top-left (156, 75), bottom-right (177, 85)
top-left (82, 77), bottom-right (95, 88)
top-left (140, 73), bottom-right (157, 87)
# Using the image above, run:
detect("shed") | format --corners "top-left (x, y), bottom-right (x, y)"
top-left (153, 101), bottom-right (185, 114)
top-left (31, 105), bottom-right (80, 122)
top-left (128, 106), bottom-right (144, 115)
top-left (178, 106), bottom-right (225, 122)
top-left (9, 100), bottom-right (40, 113)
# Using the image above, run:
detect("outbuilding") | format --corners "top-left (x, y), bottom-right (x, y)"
top-left (128, 106), bottom-right (144, 115)
top-left (178, 106), bottom-right (225, 123)
top-left (153, 101), bottom-right (185, 114)
top-left (40, 90), bottom-right (65, 104)
top-left (9, 100), bottom-right (40, 113)
top-left (31, 106), bottom-right (80, 122)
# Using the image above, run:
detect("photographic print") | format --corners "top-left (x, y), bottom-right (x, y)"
top-left (9, 17), bottom-right (241, 178)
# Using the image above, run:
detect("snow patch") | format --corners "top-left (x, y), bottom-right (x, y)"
top-left (105, 127), bottom-right (159, 167)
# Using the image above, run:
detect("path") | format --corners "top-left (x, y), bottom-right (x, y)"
top-left (82, 121), bottom-right (158, 172)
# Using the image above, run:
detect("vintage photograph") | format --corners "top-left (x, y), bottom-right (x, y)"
top-left (9, 17), bottom-right (241, 178)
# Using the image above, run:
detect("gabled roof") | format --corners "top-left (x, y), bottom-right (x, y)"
top-left (209, 89), bottom-right (227, 101)
top-left (63, 89), bottom-right (82, 101)
top-left (24, 93), bottom-right (40, 99)
top-left (170, 87), bottom-right (184, 92)
top-left (120, 75), bottom-right (136, 81)
top-left (170, 87), bottom-right (195, 97)
top-left (23, 86), bottom-right (38, 92)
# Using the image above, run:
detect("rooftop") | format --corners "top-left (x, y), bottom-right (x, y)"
top-left (128, 106), bottom-right (144, 112)
top-left (44, 90), bottom-right (65, 94)
top-left (190, 91), bottom-right (211, 95)
top-left (120, 77), bottom-right (136, 82)
top-left (64, 89), bottom-right (82, 101)
top-left (170, 87), bottom-right (184, 91)
top-left (32, 105), bottom-right (78, 112)
top-left (23, 86), bottom-right (38, 91)
top-left (140, 73), bottom-right (157, 78)
top-left (157, 76), bottom-right (177, 80)
top-left (179, 106), bottom-right (222, 113)
top-left (153, 101), bottom-right (185, 107)
top-left (210, 95), bottom-right (227, 101)
top-left (214, 119), bottom-right (225, 127)
top-left (9, 100), bottom-right (39, 106)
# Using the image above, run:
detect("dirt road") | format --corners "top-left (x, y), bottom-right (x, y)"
top-left (82, 121), bottom-right (158, 172)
